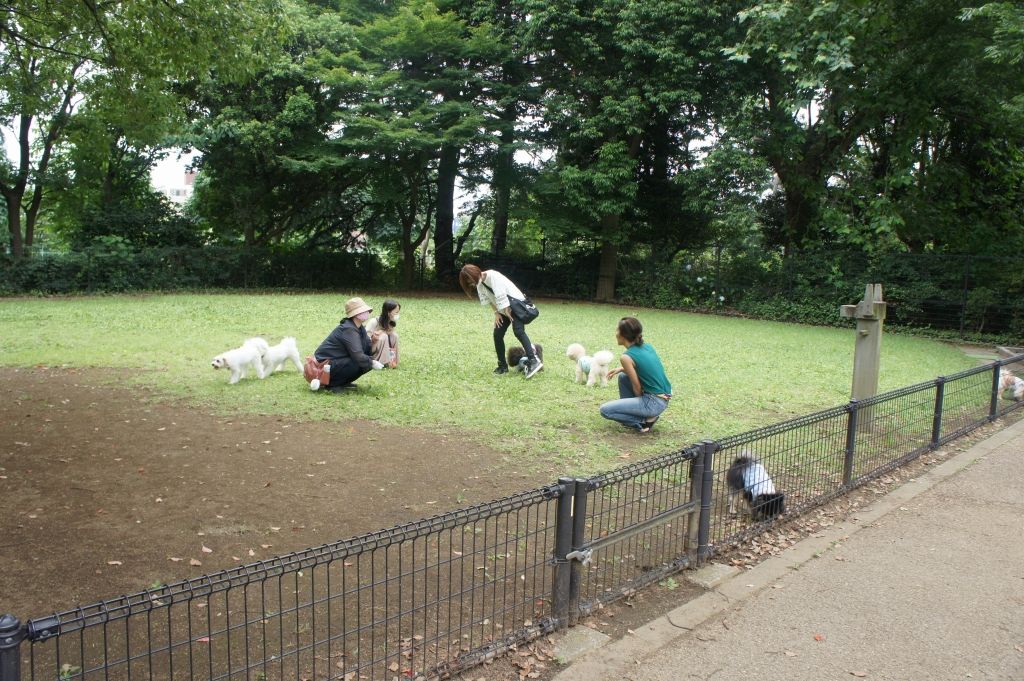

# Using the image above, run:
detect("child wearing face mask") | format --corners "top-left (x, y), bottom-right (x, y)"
top-left (363, 299), bottom-right (401, 369)
top-left (311, 297), bottom-right (384, 392)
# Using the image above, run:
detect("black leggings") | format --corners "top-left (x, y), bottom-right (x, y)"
top-left (324, 360), bottom-right (371, 389)
top-left (493, 314), bottom-right (536, 368)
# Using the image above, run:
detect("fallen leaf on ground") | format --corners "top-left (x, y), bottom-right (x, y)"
top-left (190, 558), bottom-right (202, 566)
top-left (106, 560), bottom-right (122, 566)
top-left (814, 634), bottom-right (825, 642)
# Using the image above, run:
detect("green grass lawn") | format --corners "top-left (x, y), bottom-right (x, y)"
top-left (0, 292), bottom-right (978, 472)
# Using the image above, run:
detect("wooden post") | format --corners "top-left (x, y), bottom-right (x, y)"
top-left (840, 284), bottom-right (886, 432)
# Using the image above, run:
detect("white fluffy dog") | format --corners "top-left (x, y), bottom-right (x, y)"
top-left (262, 337), bottom-right (303, 375)
top-left (998, 367), bottom-right (1024, 401)
top-left (212, 337), bottom-right (268, 384)
top-left (565, 343), bottom-right (614, 387)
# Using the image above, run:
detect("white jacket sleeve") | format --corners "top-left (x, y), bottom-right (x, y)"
top-left (482, 271), bottom-right (525, 311)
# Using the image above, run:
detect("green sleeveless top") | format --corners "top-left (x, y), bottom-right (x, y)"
top-left (624, 343), bottom-right (672, 396)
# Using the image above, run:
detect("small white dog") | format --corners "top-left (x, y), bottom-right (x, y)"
top-left (998, 367), bottom-right (1024, 401)
top-left (262, 337), bottom-right (303, 376)
top-left (211, 337), bottom-right (268, 384)
top-left (565, 343), bottom-right (614, 387)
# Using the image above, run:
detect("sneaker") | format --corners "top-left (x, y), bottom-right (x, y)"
top-left (309, 379), bottom-right (320, 391)
top-left (524, 358), bottom-right (543, 379)
top-left (493, 365), bottom-right (509, 374)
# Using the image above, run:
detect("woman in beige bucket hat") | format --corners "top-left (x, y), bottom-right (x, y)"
top-left (310, 297), bottom-right (384, 391)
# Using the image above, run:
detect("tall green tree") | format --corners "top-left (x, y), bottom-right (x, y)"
top-left (726, 0), bottom-right (1024, 253)
top-left (0, 0), bottom-right (280, 257)
top-left (344, 0), bottom-right (499, 284)
top-left (526, 0), bottom-right (742, 300)
top-left (189, 1), bottom-right (366, 248)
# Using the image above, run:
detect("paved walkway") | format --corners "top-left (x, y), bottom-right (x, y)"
top-left (553, 419), bottom-right (1024, 681)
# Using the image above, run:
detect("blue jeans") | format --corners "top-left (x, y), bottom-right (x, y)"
top-left (599, 373), bottom-right (668, 430)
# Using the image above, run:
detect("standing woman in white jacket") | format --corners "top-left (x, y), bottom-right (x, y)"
top-left (459, 264), bottom-right (543, 377)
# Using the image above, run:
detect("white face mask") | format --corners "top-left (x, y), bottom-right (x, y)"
top-left (392, 313), bottom-right (400, 321)
top-left (356, 311), bottom-right (371, 322)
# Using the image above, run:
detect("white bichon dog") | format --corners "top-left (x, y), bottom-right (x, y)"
top-left (565, 343), bottom-right (614, 387)
top-left (262, 337), bottom-right (303, 376)
top-left (998, 367), bottom-right (1024, 401)
top-left (212, 337), bottom-right (269, 384)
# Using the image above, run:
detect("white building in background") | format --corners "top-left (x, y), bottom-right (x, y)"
top-left (154, 170), bottom-right (195, 205)
top-left (151, 151), bottom-right (199, 205)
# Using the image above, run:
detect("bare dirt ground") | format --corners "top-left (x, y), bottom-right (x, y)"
top-left (0, 367), bottom-right (554, 620)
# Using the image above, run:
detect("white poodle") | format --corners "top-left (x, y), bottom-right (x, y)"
top-left (565, 343), bottom-right (614, 387)
top-left (998, 367), bottom-right (1024, 401)
top-left (211, 337), bottom-right (268, 384)
top-left (262, 337), bottom-right (303, 375)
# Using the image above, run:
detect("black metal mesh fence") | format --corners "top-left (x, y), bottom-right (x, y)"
top-left (577, 448), bottom-right (701, 615)
top-left (17, 487), bottom-right (561, 681)
top-left (6, 356), bottom-right (1024, 681)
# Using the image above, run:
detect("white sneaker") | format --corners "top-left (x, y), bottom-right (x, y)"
top-left (309, 379), bottom-right (320, 391)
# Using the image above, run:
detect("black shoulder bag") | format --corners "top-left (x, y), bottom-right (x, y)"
top-left (482, 280), bottom-right (540, 324)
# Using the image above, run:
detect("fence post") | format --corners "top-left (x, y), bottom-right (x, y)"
top-left (696, 440), bottom-right (717, 563)
top-left (842, 400), bottom-right (859, 486)
top-left (989, 362), bottom-right (1002, 421)
top-left (567, 479), bottom-right (589, 626)
top-left (551, 478), bottom-right (575, 627)
top-left (0, 614), bottom-right (25, 681)
top-left (931, 377), bottom-right (946, 447)
top-left (687, 447), bottom-right (704, 554)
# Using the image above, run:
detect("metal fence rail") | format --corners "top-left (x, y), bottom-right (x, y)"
top-left (4, 355), bottom-right (1024, 681)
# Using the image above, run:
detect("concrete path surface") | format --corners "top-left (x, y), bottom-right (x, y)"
top-left (553, 419), bottom-right (1024, 681)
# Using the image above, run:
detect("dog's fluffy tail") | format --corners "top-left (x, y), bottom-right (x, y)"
top-left (592, 350), bottom-right (614, 365)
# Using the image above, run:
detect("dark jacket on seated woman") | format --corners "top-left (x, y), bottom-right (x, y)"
top-left (314, 318), bottom-right (373, 388)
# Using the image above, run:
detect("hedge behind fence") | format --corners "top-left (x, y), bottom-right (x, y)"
top-left (3, 239), bottom-right (1022, 343)
top-left (0, 243), bottom-right (376, 294)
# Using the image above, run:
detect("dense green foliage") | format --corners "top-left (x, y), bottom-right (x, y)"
top-left (0, 293), bottom-right (978, 471)
top-left (3, 0), bottom-right (1023, 335)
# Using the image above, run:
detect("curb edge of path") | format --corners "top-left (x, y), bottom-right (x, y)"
top-left (551, 416), bottom-right (1024, 681)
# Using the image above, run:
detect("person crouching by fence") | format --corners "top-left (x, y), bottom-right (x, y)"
top-left (364, 299), bottom-right (401, 368)
top-left (600, 316), bottom-right (672, 433)
top-left (311, 297), bottom-right (384, 392)
top-left (459, 264), bottom-right (543, 378)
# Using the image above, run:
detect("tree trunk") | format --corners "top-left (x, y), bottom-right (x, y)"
top-left (782, 181), bottom-right (816, 247)
top-left (401, 242), bottom-right (416, 289)
top-left (5, 194), bottom-right (23, 258)
top-left (593, 134), bottom-right (641, 301)
top-left (434, 143), bottom-right (459, 284)
top-left (595, 214), bottom-right (620, 302)
top-left (491, 105), bottom-right (515, 254)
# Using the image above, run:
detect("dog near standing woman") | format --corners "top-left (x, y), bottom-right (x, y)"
top-left (459, 264), bottom-right (543, 378)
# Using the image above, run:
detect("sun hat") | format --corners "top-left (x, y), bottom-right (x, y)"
top-left (344, 297), bottom-right (373, 318)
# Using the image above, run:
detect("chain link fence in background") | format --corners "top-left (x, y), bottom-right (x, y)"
top-left (2, 239), bottom-right (1021, 340)
top-left (4, 354), bottom-right (1022, 681)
